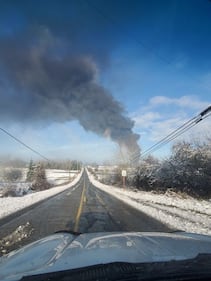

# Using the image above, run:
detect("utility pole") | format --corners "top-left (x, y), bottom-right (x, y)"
top-left (121, 169), bottom-right (127, 189)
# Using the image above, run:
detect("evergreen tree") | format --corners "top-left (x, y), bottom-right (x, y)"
top-left (32, 163), bottom-right (50, 191)
top-left (26, 159), bottom-right (35, 182)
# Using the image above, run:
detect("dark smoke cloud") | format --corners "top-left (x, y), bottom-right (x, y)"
top-left (0, 28), bottom-right (140, 155)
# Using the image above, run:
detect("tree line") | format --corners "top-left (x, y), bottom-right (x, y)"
top-left (0, 159), bottom-right (82, 195)
top-left (90, 137), bottom-right (211, 199)
top-left (132, 138), bottom-right (211, 199)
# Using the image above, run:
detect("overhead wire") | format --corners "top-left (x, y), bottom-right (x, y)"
top-left (131, 106), bottom-right (211, 163)
top-left (132, 122), bottom-right (197, 162)
top-left (0, 127), bottom-right (50, 161)
top-left (82, 1), bottom-right (211, 163)
top-left (130, 116), bottom-right (197, 159)
top-left (1, 3), bottom-right (209, 164)
top-left (132, 118), bottom-right (199, 161)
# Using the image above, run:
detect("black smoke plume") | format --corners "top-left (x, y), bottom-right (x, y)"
top-left (0, 29), bottom-right (140, 155)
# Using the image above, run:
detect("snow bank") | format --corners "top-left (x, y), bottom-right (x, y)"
top-left (0, 170), bottom-right (83, 220)
top-left (0, 182), bottom-right (32, 197)
top-left (87, 169), bottom-right (211, 235)
top-left (0, 169), bottom-right (78, 196)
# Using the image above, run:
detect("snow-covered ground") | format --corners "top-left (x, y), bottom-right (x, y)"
top-left (87, 169), bottom-right (211, 235)
top-left (0, 169), bottom-right (78, 197)
top-left (0, 170), bottom-right (83, 220)
top-left (1, 167), bottom-right (210, 236)
top-left (0, 168), bottom-right (77, 185)
top-left (46, 169), bottom-right (77, 185)
top-left (0, 168), bottom-right (30, 197)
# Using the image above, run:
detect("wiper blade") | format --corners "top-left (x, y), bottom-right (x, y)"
top-left (54, 230), bottom-right (82, 236)
top-left (20, 254), bottom-right (211, 281)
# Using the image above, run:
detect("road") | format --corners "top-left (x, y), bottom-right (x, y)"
top-left (0, 171), bottom-right (173, 255)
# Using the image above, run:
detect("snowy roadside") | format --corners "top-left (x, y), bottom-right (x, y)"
top-left (46, 169), bottom-right (79, 185)
top-left (86, 169), bottom-right (211, 235)
top-left (0, 169), bottom-right (83, 220)
top-left (0, 169), bottom-right (79, 196)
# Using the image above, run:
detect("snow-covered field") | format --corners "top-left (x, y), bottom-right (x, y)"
top-left (87, 169), bottom-right (211, 235)
top-left (46, 169), bottom-right (77, 185)
top-left (0, 169), bottom-right (78, 197)
top-left (1, 167), bottom-right (210, 236)
top-left (0, 170), bottom-right (83, 220)
top-left (0, 168), bottom-right (29, 197)
top-left (0, 168), bottom-right (77, 185)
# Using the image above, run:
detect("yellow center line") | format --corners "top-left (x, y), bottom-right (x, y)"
top-left (74, 176), bottom-right (86, 232)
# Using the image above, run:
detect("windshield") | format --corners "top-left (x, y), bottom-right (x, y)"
top-left (0, 0), bottom-right (210, 257)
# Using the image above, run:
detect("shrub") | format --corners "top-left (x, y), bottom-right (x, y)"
top-left (31, 164), bottom-right (51, 191)
top-left (3, 169), bottom-right (22, 182)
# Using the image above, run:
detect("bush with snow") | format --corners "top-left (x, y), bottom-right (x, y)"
top-left (91, 138), bottom-right (211, 199)
top-left (31, 164), bottom-right (51, 191)
top-left (134, 139), bottom-right (211, 199)
top-left (0, 183), bottom-right (32, 197)
top-left (3, 169), bottom-right (23, 182)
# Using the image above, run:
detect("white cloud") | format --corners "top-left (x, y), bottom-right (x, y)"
top-left (149, 95), bottom-right (209, 111)
top-left (132, 95), bottom-right (211, 149)
top-left (149, 117), bottom-right (186, 142)
top-left (0, 122), bottom-right (116, 162)
top-left (133, 112), bottom-right (161, 128)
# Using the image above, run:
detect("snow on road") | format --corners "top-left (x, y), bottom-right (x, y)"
top-left (1, 167), bottom-right (210, 236)
top-left (87, 169), bottom-right (211, 235)
top-left (0, 170), bottom-right (83, 220)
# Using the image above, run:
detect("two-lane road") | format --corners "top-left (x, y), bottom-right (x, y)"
top-left (0, 171), bottom-right (172, 254)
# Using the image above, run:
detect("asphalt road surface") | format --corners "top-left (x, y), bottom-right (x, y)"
top-left (0, 171), bottom-right (173, 255)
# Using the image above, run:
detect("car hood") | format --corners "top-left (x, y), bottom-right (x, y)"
top-left (1, 231), bottom-right (211, 281)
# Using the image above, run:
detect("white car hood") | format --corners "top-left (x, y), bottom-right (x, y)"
top-left (1, 231), bottom-right (211, 281)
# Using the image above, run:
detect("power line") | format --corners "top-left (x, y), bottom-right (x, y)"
top-left (0, 127), bottom-right (49, 161)
top-left (132, 107), bottom-right (211, 162)
top-left (130, 106), bottom-right (211, 163)
top-left (130, 116), bottom-right (197, 159)
top-left (132, 123), bottom-right (196, 162)
top-left (140, 122), bottom-right (197, 159)
top-left (131, 116), bottom-right (198, 161)
top-left (140, 118), bottom-right (197, 157)
top-left (82, 1), bottom-right (211, 157)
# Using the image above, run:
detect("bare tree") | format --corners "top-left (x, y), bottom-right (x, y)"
top-left (3, 169), bottom-right (22, 182)
top-left (133, 137), bottom-right (211, 198)
top-left (157, 139), bottom-right (211, 198)
top-left (133, 155), bottom-right (160, 191)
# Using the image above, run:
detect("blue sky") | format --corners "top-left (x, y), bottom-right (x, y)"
top-left (0, 0), bottom-right (210, 163)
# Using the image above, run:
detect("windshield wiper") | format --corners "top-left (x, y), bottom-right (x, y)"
top-left (54, 230), bottom-right (82, 236)
top-left (20, 254), bottom-right (211, 281)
